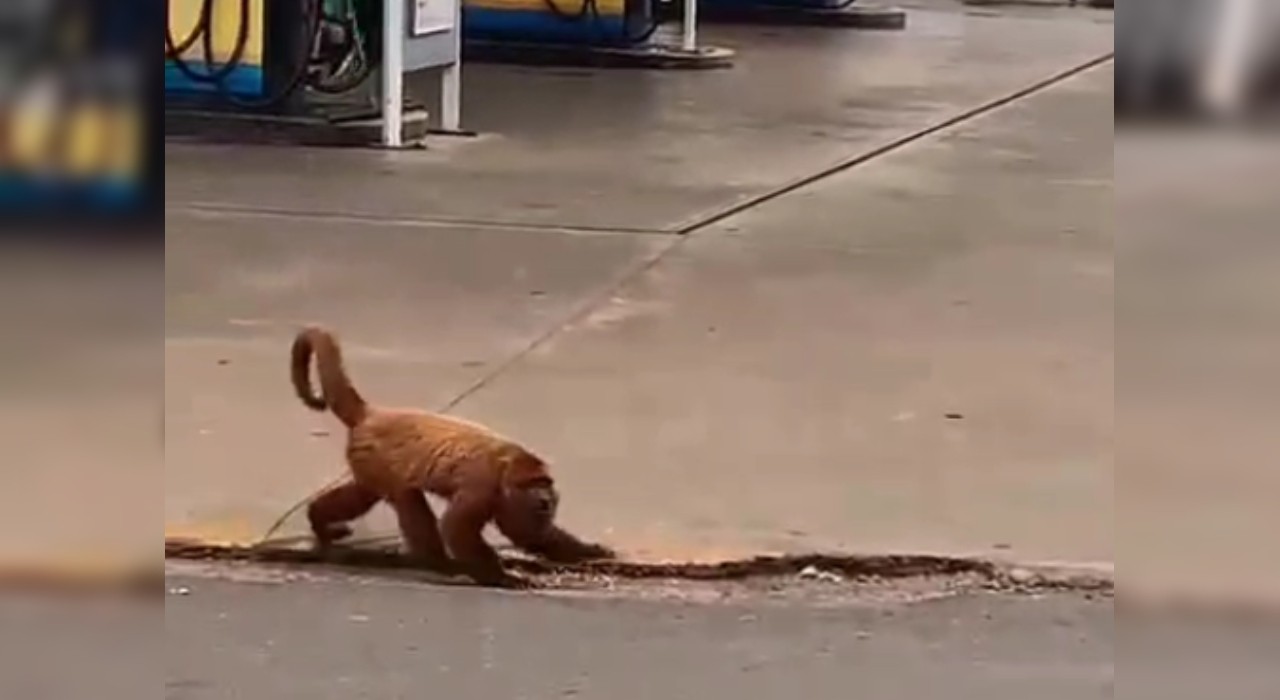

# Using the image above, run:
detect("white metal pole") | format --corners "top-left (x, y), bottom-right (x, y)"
top-left (381, 0), bottom-right (406, 147)
top-left (681, 0), bottom-right (697, 52)
top-left (439, 0), bottom-right (462, 131)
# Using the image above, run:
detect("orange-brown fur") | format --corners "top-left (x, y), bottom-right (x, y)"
top-left (291, 325), bottom-right (614, 588)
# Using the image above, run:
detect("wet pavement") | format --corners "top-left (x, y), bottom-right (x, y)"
top-left (448, 63), bottom-right (1113, 566)
top-left (164, 216), bottom-right (670, 545)
top-left (165, 4), bottom-right (1117, 588)
top-left (166, 11), bottom-right (1114, 232)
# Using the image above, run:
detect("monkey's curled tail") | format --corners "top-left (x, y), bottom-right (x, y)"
top-left (291, 325), bottom-right (368, 428)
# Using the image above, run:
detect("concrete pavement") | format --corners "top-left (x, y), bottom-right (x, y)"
top-left (448, 61), bottom-right (1114, 566)
top-left (1117, 131), bottom-right (1280, 604)
top-left (164, 217), bottom-right (670, 545)
top-left (165, 3), bottom-right (1118, 591)
top-left (166, 10), bottom-right (1113, 233)
top-left (0, 249), bottom-right (157, 575)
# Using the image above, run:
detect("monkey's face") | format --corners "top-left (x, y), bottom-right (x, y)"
top-left (498, 449), bottom-right (560, 531)
top-left (502, 478), bottom-right (560, 531)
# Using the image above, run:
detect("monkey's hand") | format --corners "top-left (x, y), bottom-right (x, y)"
top-left (580, 542), bottom-right (617, 561)
top-left (511, 525), bottom-right (618, 564)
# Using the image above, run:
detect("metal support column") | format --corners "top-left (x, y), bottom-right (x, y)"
top-left (381, 0), bottom-right (407, 147)
top-left (682, 0), bottom-right (699, 52)
top-left (383, 0), bottom-right (465, 147)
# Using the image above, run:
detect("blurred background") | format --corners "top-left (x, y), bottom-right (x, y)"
top-left (1116, 0), bottom-right (1280, 122)
top-left (1116, 0), bottom-right (1280, 606)
top-left (0, 0), bottom-right (158, 221)
top-left (0, 0), bottom-right (159, 593)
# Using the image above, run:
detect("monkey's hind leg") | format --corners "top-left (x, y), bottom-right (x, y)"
top-left (388, 489), bottom-right (455, 575)
top-left (498, 517), bottom-right (617, 564)
top-left (308, 480), bottom-right (380, 549)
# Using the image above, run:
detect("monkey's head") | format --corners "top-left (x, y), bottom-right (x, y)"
top-left (498, 448), bottom-right (560, 531)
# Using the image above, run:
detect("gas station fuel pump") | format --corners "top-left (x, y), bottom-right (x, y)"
top-left (165, 0), bottom-right (464, 145)
top-left (164, 0), bottom-right (379, 109)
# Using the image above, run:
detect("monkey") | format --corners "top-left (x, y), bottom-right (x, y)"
top-left (290, 325), bottom-right (615, 588)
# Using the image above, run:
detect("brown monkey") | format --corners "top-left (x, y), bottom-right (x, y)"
top-left (291, 325), bottom-right (615, 588)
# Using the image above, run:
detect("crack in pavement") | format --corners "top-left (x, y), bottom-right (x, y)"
top-left (166, 203), bottom-right (678, 237)
top-left (670, 52), bottom-right (1115, 234)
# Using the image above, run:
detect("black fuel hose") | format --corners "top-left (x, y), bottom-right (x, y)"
top-left (164, 0), bottom-right (250, 85)
top-left (164, 0), bottom-right (323, 109)
top-left (307, 7), bottom-right (375, 95)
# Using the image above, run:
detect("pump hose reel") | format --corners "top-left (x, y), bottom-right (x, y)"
top-left (164, 0), bottom-right (374, 108)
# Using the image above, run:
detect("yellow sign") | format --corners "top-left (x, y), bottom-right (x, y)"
top-left (167, 0), bottom-right (266, 66)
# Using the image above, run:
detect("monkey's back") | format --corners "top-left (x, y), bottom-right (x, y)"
top-left (345, 408), bottom-right (524, 497)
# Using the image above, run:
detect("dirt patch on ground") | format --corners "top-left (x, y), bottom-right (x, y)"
top-left (164, 537), bottom-right (1113, 604)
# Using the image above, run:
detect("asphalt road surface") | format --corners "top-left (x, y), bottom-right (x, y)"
top-left (5, 568), bottom-right (1109, 700)
top-left (10, 566), bottom-right (1280, 700)
top-left (161, 573), bottom-right (1113, 700)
